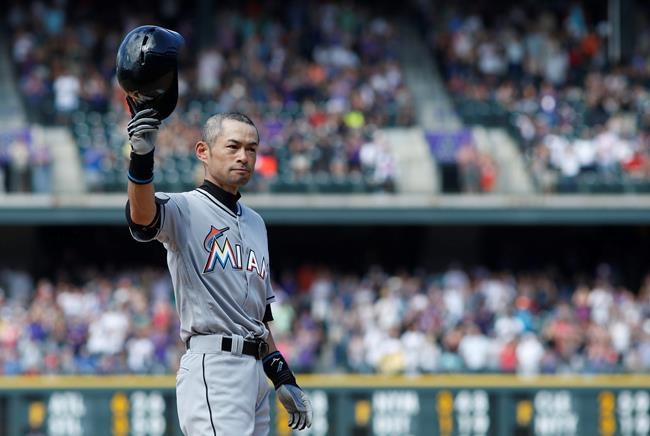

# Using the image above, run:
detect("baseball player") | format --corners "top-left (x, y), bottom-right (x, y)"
top-left (125, 109), bottom-right (313, 435)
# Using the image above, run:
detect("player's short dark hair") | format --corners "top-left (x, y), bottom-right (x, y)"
top-left (203, 112), bottom-right (259, 146)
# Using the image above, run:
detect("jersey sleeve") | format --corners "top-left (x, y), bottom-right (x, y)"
top-left (126, 193), bottom-right (185, 248)
top-left (155, 193), bottom-right (186, 247)
top-left (263, 224), bottom-right (276, 305)
top-left (263, 275), bottom-right (275, 322)
top-left (265, 276), bottom-right (276, 305)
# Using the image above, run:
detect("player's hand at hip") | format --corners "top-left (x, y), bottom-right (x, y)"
top-left (128, 108), bottom-right (160, 155)
top-left (277, 384), bottom-right (313, 431)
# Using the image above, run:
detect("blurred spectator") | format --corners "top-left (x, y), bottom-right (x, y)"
top-left (458, 323), bottom-right (492, 371)
top-left (516, 333), bottom-right (545, 375)
top-left (126, 327), bottom-right (155, 373)
top-left (30, 140), bottom-right (52, 193)
top-left (8, 137), bottom-right (30, 192)
top-left (53, 70), bottom-right (81, 121)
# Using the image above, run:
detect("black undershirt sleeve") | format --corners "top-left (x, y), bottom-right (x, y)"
top-left (125, 199), bottom-right (162, 241)
top-left (263, 304), bottom-right (274, 322)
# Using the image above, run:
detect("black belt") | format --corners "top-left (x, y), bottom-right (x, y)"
top-left (187, 336), bottom-right (269, 360)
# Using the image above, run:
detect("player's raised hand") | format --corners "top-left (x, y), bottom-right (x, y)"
top-left (127, 108), bottom-right (160, 155)
top-left (276, 384), bottom-right (313, 431)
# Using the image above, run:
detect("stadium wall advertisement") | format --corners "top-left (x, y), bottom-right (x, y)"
top-left (1, 374), bottom-right (649, 436)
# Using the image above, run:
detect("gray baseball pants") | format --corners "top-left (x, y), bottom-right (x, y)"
top-left (176, 334), bottom-right (272, 435)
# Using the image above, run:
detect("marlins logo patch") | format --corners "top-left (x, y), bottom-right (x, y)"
top-left (202, 226), bottom-right (267, 278)
top-left (203, 226), bottom-right (229, 252)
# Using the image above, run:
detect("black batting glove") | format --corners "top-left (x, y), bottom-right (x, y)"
top-left (263, 351), bottom-right (313, 431)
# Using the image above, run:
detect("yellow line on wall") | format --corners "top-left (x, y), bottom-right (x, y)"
top-left (298, 374), bottom-right (650, 388)
top-left (1, 374), bottom-right (650, 390)
top-left (0, 375), bottom-right (176, 390)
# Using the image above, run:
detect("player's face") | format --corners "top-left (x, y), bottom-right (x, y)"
top-left (197, 119), bottom-right (258, 194)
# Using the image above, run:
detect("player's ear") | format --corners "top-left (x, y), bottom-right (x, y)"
top-left (196, 141), bottom-right (209, 164)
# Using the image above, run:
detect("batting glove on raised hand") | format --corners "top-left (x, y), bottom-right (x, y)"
top-left (277, 384), bottom-right (313, 431)
top-left (127, 108), bottom-right (160, 155)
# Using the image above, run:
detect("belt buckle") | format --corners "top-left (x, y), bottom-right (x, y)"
top-left (257, 340), bottom-right (269, 359)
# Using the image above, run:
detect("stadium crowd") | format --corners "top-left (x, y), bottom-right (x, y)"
top-left (8, 1), bottom-right (650, 194)
top-left (426, 2), bottom-right (650, 191)
top-left (1, 264), bottom-right (649, 376)
top-left (6, 0), bottom-right (414, 193)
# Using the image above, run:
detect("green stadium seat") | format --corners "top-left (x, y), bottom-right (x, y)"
top-left (87, 112), bottom-right (103, 127)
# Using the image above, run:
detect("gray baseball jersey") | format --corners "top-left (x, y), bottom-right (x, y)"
top-left (128, 181), bottom-right (276, 435)
top-left (129, 184), bottom-right (275, 343)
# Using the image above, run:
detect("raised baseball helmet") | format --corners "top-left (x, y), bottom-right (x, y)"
top-left (116, 25), bottom-right (184, 120)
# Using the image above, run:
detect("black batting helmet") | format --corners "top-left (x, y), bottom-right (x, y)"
top-left (116, 25), bottom-right (184, 120)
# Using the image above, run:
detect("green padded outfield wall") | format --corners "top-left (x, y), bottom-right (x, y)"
top-left (1, 375), bottom-right (649, 436)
